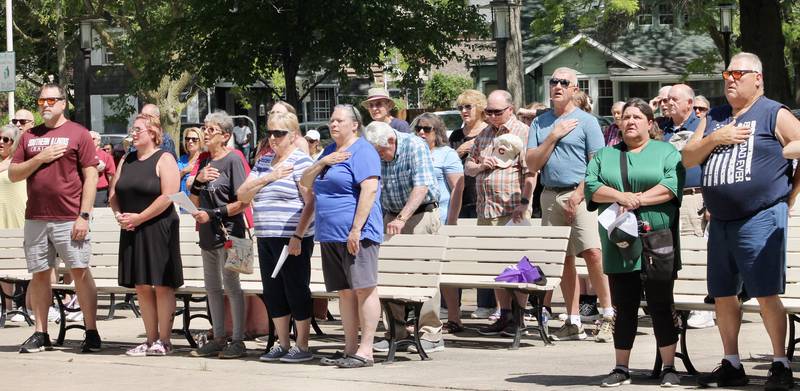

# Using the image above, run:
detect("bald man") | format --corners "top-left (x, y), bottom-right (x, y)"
top-left (12, 109), bottom-right (35, 133)
top-left (133, 103), bottom-right (177, 159)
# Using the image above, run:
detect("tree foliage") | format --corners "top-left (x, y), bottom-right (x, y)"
top-left (142, 0), bottom-right (488, 108)
top-left (422, 72), bottom-right (473, 109)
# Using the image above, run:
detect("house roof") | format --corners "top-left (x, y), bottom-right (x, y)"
top-left (524, 33), bottom-right (644, 74)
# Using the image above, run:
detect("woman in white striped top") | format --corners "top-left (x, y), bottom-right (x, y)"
top-left (237, 112), bottom-right (316, 363)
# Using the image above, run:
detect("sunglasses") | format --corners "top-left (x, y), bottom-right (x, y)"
top-left (484, 106), bottom-right (510, 117)
top-left (722, 70), bottom-right (758, 81)
top-left (200, 126), bottom-right (223, 134)
top-left (693, 106), bottom-right (709, 112)
top-left (184, 137), bottom-right (200, 143)
top-left (549, 78), bottom-right (572, 87)
top-left (1, 136), bottom-right (12, 144)
top-left (415, 125), bottom-right (434, 133)
top-left (11, 119), bottom-right (31, 125)
top-left (266, 129), bottom-right (290, 138)
top-left (36, 97), bottom-right (65, 106)
top-left (456, 104), bottom-right (473, 111)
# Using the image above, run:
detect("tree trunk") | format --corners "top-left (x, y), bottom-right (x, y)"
top-left (146, 72), bottom-right (193, 156)
top-left (740, 0), bottom-right (793, 105)
top-left (56, 0), bottom-right (68, 98)
top-left (283, 52), bottom-right (300, 110)
top-left (507, 2), bottom-right (525, 108)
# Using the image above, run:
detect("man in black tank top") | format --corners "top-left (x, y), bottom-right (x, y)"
top-left (683, 52), bottom-right (800, 390)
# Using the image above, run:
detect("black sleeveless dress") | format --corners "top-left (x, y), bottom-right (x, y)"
top-left (116, 150), bottom-right (183, 288)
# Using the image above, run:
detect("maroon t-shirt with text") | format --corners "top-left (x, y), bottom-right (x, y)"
top-left (12, 121), bottom-right (99, 220)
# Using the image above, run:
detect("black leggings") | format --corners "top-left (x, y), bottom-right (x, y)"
top-left (609, 272), bottom-right (678, 350)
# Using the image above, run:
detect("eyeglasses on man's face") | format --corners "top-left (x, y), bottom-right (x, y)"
top-left (484, 106), bottom-right (510, 117)
top-left (37, 97), bottom-right (65, 107)
top-left (722, 70), bottom-right (758, 81)
top-left (549, 78), bottom-right (571, 88)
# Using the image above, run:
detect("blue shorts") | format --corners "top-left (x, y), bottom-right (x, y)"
top-left (707, 202), bottom-right (788, 298)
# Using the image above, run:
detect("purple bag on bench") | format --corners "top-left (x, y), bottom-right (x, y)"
top-left (494, 256), bottom-right (547, 285)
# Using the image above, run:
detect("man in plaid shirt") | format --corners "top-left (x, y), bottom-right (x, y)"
top-left (465, 90), bottom-right (536, 336)
top-left (363, 120), bottom-right (445, 353)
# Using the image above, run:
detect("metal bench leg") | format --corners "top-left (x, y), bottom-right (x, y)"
top-left (509, 288), bottom-right (523, 350)
top-left (327, 310), bottom-right (335, 321)
top-left (531, 291), bottom-right (552, 345)
top-left (382, 300), bottom-right (399, 364)
top-left (788, 314), bottom-right (799, 361)
top-left (411, 302), bottom-right (429, 361)
top-left (106, 293), bottom-right (117, 320)
top-left (54, 290), bottom-right (85, 346)
top-left (676, 311), bottom-right (698, 375)
top-left (311, 316), bottom-right (324, 336)
top-left (126, 294), bottom-right (141, 318)
top-left (179, 295), bottom-right (197, 348)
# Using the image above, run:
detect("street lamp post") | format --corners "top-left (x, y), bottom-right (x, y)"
top-left (718, 2), bottom-right (735, 68)
top-left (490, 0), bottom-right (510, 91)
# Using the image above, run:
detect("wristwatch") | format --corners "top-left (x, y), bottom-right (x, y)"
top-left (520, 197), bottom-right (530, 205)
top-left (79, 212), bottom-right (91, 220)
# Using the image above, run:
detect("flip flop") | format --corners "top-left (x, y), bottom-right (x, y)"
top-left (442, 320), bottom-right (465, 334)
top-left (336, 354), bottom-right (374, 368)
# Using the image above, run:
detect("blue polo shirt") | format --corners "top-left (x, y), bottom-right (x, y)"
top-left (662, 112), bottom-right (702, 188)
top-left (528, 108), bottom-right (604, 188)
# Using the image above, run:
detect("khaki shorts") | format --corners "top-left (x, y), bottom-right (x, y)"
top-left (477, 210), bottom-right (532, 226)
top-left (384, 208), bottom-right (441, 234)
top-left (540, 189), bottom-right (601, 257)
top-left (24, 220), bottom-right (91, 273)
top-left (680, 193), bottom-right (706, 237)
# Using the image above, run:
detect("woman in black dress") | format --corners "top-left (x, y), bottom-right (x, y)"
top-left (110, 114), bottom-right (183, 356)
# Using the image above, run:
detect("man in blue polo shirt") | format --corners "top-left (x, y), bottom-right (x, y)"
top-left (363, 120), bottom-right (445, 354)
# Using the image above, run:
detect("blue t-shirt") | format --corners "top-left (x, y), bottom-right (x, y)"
top-left (431, 146), bottom-right (463, 223)
top-left (528, 108), bottom-right (604, 188)
top-left (313, 138), bottom-right (384, 243)
top-left (700, 96), bottom-right (792, 221)
top-left (662, 112), bottom-right (703, 188)
top-left (177, 154), bottom-right (191, 195)
top-left (390, 117), bottom-right (411, 133)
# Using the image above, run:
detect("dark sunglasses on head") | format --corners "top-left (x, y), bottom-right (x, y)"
top-left (693, 106), bottom-right (709, 112)
top-left (11, 119), bottom-right (31, 125)
top-left (184, 137), bottom-right (200, 142)
top-left (456, 104), bottom-right (473, 111)
top-left (484, 106), bottom-right (509, 117)
top-left (36, 97), bottom-right (65, 106)
top-left (266, 129), bottom-right (290, 138)
top-left (415, 125), bottom-right (434, 133)
top-left (0, 136), bottom-right (12, 144)
top-left (722, 70), bottom-right (758, 81)
top-left (549, 78), bottom-right (571, 87)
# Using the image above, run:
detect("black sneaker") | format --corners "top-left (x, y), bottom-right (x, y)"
top-left (765, 361), bottom-right (794, 391)
top-left (697, 359), bottom-right (748, 388)
top-left (80, 329), bottom-right (102, 353)
top-left (19, 332), bottom-right (53, 353)
top-left (478, 316), bottom-right (511, 336)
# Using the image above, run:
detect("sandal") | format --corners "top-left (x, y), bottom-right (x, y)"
top-left (320, 351), bottom-right (347, 366)
top-left (442, 320), bottom-right (464, 334)
top-left (335, 354), bottom-right (374, 368)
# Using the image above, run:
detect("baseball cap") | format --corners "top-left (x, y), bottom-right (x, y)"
top-left (305, 129), bottom-right (321, 141)
top-left (607, 211), bottom-right (642, 261)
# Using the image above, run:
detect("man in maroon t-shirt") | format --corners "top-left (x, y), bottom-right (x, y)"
top-left (9, 83), bottom-right (102, 353)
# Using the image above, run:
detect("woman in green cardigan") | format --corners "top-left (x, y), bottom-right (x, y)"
top-left (584, 98), bottom-right (685, 387)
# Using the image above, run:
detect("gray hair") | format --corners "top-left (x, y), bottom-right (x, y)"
top-left (694, 95), bottom-right (710, 107)
top-left (363, 121), bottom-right (396, 148)
top-left (333, 104), bottom-right (364, 134)
top-left (611, 101), bottom-right (626, 112)
top-left (204, 110), bottom-right (234, 134)
top-left (2, 124), bottom-right (21, 153)
top-left (730, 52), bottom-right (763, 73)
top-left (552, 67), bottom-right (578, 85)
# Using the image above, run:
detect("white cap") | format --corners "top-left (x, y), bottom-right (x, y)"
top-left (305, 129), bottom-right (321, 141)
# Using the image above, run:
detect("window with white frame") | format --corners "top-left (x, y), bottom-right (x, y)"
top-left (578, 80), bottom-right (589, 94)
top-left (658, 2), bottom-right (673, 25)
top-left (312, 88), bottom-right (334, 121)
top-left (598, 79), bottom-right (614, 116)
top-left (638, 3), bottom-right (653, 25)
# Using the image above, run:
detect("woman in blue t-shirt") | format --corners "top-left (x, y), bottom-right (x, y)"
top-left (300, 104), bottom-right (383, 368)
top-left (177, 127), bottom-right (203, 196)
top-left (237, 112), bottom-right (316, 363)
top-left (411, 113), bottom-right (464, 224)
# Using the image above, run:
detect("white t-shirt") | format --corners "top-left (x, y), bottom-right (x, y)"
top-left (233, 125), bottom-right (252, 145)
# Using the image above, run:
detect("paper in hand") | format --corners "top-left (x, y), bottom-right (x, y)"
top-left (168, 192), bottom-right (199, 214)
top-left (271, 245), bottom-right (290, 278)
top-left (505, 218), bottom-right (532, 226)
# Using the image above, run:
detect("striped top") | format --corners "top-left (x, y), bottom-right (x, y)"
top-left (250, 149), bottom-right (315, 238)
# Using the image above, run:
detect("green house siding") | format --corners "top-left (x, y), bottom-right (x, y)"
top-left (542, 46), bottom-right (610, 76)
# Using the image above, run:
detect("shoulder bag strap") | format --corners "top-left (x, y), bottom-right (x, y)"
top-left (618, 147), bottom-right (643, 222)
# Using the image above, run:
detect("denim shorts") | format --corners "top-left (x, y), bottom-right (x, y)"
top-left (707, 202), bottom-right (787, 298)
top-left (24, 220), bottom-right (92, 273)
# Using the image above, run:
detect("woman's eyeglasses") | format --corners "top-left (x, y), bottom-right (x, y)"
top-left (415, 125), bottom-right (434, 133)
top-left (693, 106), bottom-right (709, 113)
top-left (456, 104), bottom-right (473, 111)
top-left (184, 137), bottom-right (200, 143)
top-left (266, 130), bottom-right (290, 138)
top-left (11, 119), bottom-right (31, 126)
top-left (200, 126), bottom-right (223, 135)
top-left (1, 136), bottom-right (12, 144)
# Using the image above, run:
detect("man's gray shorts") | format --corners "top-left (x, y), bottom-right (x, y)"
top-left (24, 220), bottom-right (91, 273)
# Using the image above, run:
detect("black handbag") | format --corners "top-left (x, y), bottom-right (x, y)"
top-left (619, 148), bottom-right (676, 281)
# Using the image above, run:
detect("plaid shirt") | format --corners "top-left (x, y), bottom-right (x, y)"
top-left (468, 115), bottom-right (530, 219)
top-left (381, 131), bottom-right (440, 213)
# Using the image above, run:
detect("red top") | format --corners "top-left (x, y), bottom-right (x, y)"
top-left (190, 148), bottom-right (254, 227)
top-left (12, 121), bottom-right (99, 221)
top-left (95, 147), bottom-right (117, 189)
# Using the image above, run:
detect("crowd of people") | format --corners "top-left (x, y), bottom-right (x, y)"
top-left (1, 51), bottom-right (799, 388)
